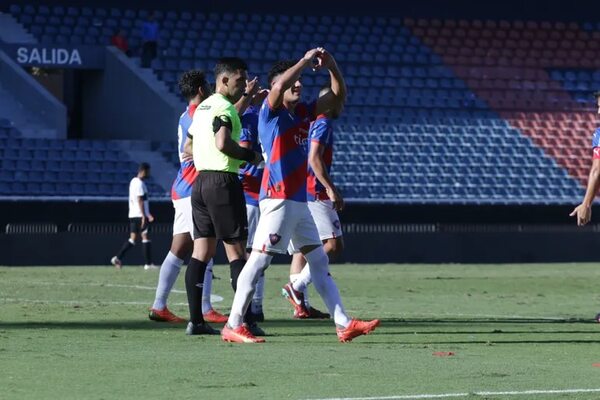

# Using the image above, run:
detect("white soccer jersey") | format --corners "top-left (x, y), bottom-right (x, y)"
top-left (128, 177), bottom-right (150, 218)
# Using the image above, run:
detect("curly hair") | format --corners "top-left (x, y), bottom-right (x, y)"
top-left (178, 70), bottom-right (208, 101)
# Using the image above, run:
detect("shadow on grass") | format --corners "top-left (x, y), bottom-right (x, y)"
top-left (1, 317), bottom-right (598, 344)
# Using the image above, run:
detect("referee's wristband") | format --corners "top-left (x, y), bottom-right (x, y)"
top-left (240, 148), bottom-right (256, 163)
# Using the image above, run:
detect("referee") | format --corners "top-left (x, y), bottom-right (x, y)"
top-left (184, 57), bottom-right (262, 335)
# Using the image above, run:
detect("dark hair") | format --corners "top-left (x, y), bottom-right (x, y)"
top-left (267, 60), bottom-right (296, 87)
top-left (594, 91), bottom-right (600, 99)
top-left (319, 84), bottom-right (332, 97)
top-left (178, 70), bottom-right (208, 101)
top-left (139, 162), bottom-right (151, 172)
top-left (214, 57), bottom-right (247, 78)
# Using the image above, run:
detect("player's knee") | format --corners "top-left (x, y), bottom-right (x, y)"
top-left (325, 238), bottom-right (344, 260)
top-left (303, 246), bottom-right (329, 274)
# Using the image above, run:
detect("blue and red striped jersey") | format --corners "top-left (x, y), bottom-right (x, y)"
top-left (171, 104), bottom-right (199, 200)
top-left (307, 115), bottom-right (334, 201)
top-left (258, 98), bottom-right (315, 203)
top-left (239, 105), bottom-right (264, 207)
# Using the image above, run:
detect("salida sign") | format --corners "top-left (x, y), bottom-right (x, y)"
top-left (2, 44), bottom-right (105, 69)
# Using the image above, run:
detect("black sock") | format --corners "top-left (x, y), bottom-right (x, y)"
top-left (185, 257), bottom-right (207, 324)
top-left (142, 240), bottom-right (152, 265)
top-left (116, 239), bottom-right (134, 259)
top-left (229, 259), bottom-right (245, 292)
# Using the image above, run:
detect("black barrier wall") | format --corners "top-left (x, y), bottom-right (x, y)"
top-left (0, 200), bottom-right (599, 265)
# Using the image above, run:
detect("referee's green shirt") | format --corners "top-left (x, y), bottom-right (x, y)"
top-left (188, 93), bottom-right (242, 173)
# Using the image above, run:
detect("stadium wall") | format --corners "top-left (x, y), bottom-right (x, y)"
top-left (1, 201), bottom-right (598, 265)
top-left (0, 49), bottom-right (67, 137)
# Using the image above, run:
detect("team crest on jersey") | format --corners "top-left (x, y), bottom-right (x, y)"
top-left (269, 233), bottom-right (282, 245)
top-left (333, 220), bottom-right (341, 229)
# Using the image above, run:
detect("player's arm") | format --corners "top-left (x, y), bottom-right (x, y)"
top-left (316, 52), bottom-right (347, 116)
top-left (213, 116), bottom-right (262, 166)
top-left (268, 48), bottom-right (324, 109)
top-left (309, 141), bottom-right (344, 211)
top-left (137, 195), bottom-right (147, 225)
top-left (570, 157), bottom-right (600, 226)
top-left (182, 134), bottom-right (193, 162)
top-left (234, 77), bottom-right (260, 115)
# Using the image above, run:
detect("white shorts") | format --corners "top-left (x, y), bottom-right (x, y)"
top-left (253, 199), bottom-right (321, 254)
top-left (246, 204), bottom-right (260, 249)
top-left (308, 199), bottom-right (343, 241)
top-left (172, 197), bottom-right (193, 238)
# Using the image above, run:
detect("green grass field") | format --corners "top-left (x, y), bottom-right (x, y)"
top-left (2, 263), bottom-right (600, 400)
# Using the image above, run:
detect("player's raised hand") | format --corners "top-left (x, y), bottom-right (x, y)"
top-left (317, 48), bottom-right (336, 69)
top-left (303, 47), bottom-right (325, 70)
top-left (569, 204), bottom-right (591, 226)
top-left (245, 77), bottom-right (260, 97)
top-left (251, 88), bottom-right (269, 106)
top-left (326, 185), bottom-right (344, 211)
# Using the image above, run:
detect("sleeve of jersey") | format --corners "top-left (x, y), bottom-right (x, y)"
top-left (133, 179), bottom-right (144, 196)
top-left (593, 128), bottom-right (600, 159)
top-left (309, 122), bottom-right (329, 145)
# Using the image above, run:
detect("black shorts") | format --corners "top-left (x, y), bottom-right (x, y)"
top-left (129, 218), bottom-right (150, 234)
top-left (192, 171), bottom-right (248, 242)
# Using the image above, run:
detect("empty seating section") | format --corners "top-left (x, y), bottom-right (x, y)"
top-left (333, 120), bottom-right (581, 203)
top-left (5, 4), bottom-right (594, 203)
top-left (0, 122), bottom-right (165, 197)
top-left (406, 18), bottom-right (599, 187)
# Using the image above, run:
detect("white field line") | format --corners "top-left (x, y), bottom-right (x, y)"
top-left (0, 298), bottom-right (189, 306)
top-left (303, 388), bottom-right (600, 400)
top-left (22, 281), bottom-right (188, 294)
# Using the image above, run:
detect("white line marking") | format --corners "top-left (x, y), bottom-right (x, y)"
top-left (303, 388), bottom-right (600, 400)
top-left (7, 281), bottom-right (224, 302)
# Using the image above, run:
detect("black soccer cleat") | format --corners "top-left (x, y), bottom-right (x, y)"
top-left (185, 321), bottom-right (220, 336)
top-left (246, 321), bottom-right (266, 337)
top-left (595, 313), bottom-right (600, 323)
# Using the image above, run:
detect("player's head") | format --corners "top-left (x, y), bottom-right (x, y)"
top-left (318, 85), bottom-right (344, 119)
top-left (138, 162), bottom-right (151, 179)
top-left (178, 69), bottom-right (211, 103)
top-left (268, 60), bottom-right (302, 104)
top-left (214, 57), bottom-right (248, 103)
top-left (595, 91), bottom-right (600, 114)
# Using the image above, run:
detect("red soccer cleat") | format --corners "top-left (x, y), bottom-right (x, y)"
top-left (221, 324), bottom-right (266, 343)
top-left (148, 307), bottom-right (186, 323)
top-left (336, 319), bottom-right (381, 343)
top-left (203, 308), bottom-right (229, 324)
top-left (281, 283), bottom-right (309, 318)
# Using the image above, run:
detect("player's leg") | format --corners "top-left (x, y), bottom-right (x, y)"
top-left (247, 204), bottom-right (265, 320)
top-left (292, 207), bottom-right (379, 342)
top-left (285, 200), bottom-right (342, 318)
top-left (141, 221), bottom-right (156, 269)
top-left (111, 220), bottom-right (139, 268)
top-left (184, 175), bottom-right (220, 335)
top-left (149, 232), bottom-right (191, 323)
top-left (200, 258), bottom-right (228, 323)
top-left (222, 199), bottom-right (295, 343)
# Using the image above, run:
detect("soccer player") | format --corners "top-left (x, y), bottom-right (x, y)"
top-left (285, 85), bottom-right (345, 319)
top-left (570, 91), bottom-right (600, 227)
top-left (111, 163), bottom-right (155, 270)
top-left (239, 88), bottom-right (269, 321)
top-left (222, 48), bottom-right (380, 343)
top-left (184, 57), bottom-right (263, 335)
top-left (148, 70), bottom-right (228, 324)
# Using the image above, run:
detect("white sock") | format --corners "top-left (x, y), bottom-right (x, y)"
top-left (251, 273), bottom-right (265, 314)
top-left (152, 251), bottom-right (183, 310)
top-left (227, 252), bottom-right (272, 327)
top-left (303, 247), bottom-right (351, 328)
top-left (290, 272), bottom-right (311, 308)
top-left (201, 259), bottom-right (214, 314)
